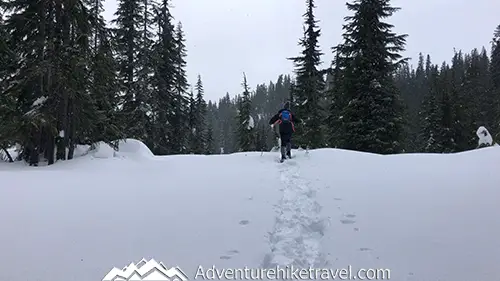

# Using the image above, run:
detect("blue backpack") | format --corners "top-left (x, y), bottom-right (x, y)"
top-left (280, 110), bottom-right (292, 123)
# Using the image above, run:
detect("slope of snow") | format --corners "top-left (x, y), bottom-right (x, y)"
top-left (1, 143), bottom-right (500, 281)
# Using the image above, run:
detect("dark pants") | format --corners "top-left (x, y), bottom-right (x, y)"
top-left (280, 133), bottom-right (292, 158)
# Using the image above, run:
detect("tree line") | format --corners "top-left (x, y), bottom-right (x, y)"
top-left (1, 0), bottom-right (499, 165)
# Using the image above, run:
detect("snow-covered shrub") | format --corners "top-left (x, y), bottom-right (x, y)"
top-left (476, 126), bottom-right (493, 148)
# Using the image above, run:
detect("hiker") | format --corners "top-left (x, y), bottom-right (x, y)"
top-left (269, 101), bottom-right (301, 162)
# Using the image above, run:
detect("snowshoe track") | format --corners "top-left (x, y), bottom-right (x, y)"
top-left (262, 157), bottom-right (327, 269)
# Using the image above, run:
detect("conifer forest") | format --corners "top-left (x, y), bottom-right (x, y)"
top-left (1, 0), bottom-right (499, 165)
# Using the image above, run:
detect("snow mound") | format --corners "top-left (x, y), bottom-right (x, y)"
top-left (93, 142), bottom-right (116, 159)
top-left (73, 144), bottom-right (92, 157)
top-left (90, 139), bottom-right (153, 159)
top-left (116, 139), bottom-right (154, 159)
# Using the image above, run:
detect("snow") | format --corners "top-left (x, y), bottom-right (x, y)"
top-left (24, 96), bottom-right (48, 117)
top-left (93, 142), bottom-right (116, 158)
top-left (1, 141), bottom-right (500, 281)
top-left (90, 139), bottom-right (154, 159)
top-left (32, 96), bottom-right (47, 107)
top-left (116, 138), bottom-right (154, 159)
top-left (247, 115), bottom-right (255, 129)
top-left (476, 126), bottom-right (493, 146)
top-left (0, 145), bottom-right (20, 161)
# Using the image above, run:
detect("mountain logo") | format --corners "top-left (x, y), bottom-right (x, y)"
top-left (102, 258), bottom-right (188, 281)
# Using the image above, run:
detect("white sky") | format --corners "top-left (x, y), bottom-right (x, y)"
top-left (102, 0), bottom-right (500, 102)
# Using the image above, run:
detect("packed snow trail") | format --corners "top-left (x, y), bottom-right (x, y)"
top-left (262, 154), bottom-right (327, 268)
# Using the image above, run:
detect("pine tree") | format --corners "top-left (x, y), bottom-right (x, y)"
top-left (335, 0), bottom-right (408, 154)
top-left (205, 123), bottom-right (215, 154)
top-left (491, 25), bottom-right (500, 140)
top-left (113, 0), bottom-right (150, 140)
top-left (420, 65), bottom-right (441, 152)
top-left (237, 73), bottom-right (254, 151)
top-left (88, 29), bottom-right (123, 146)
top-left (187, 88), bottom-right (196, 153)
top-left (461, 49), bottom-right (485, 149)
top-left (2, 0), bottom-right (97, 164)
top-left (288, 0), bottom-right (325, 149)
top-left (0, 12), bottom-right (17, 160)
top-left (85, 0), bottom-right (124, 147)
top-left (255, 123), bottom-right (269, 152)
top-left (449, 50), bottom-right (468, 151)
top-left (169, 22), bottom-right (190, 154)
top-left (435, 62), bottom-right (456, 152)
top-left (191, 75), bottom-right (207, 153)
top-left (326, 51), bottom-right (344, 147)
top-left (151, 0), bottom-right (176, 154)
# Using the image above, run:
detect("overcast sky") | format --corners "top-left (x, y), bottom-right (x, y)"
top-left (102, 0), bottom-right (500, 102)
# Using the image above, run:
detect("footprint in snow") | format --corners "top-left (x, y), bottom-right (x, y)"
top-left (239, 220), bottom-right (250, 225)
top-left (340, 219), bottom-right (356, 224)
top-left (334, 197), bottom-right (342, 201)
top-left (340, 213), bottom-right (356, 224)
top-left (220, 250), bottom-right (240, 260)
top-left (359, 247), bottom-right (371, 251)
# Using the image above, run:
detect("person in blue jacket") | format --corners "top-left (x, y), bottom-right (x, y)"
top-left (269, 101), bottom-right (301, 162)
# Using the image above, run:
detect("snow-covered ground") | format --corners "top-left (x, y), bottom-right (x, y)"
top-left (1, 140), bottom-right (499, 281)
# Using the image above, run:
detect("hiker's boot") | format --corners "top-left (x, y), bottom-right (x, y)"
top-left (280, 146), bottom-right (287, 162)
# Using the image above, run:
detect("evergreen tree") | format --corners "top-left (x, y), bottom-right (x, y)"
top-left (151, 0), bottom-right (176, 154)
top-left (461, 49), bottom-right (485, 149)
top-left (88, 29), bottom-right (123, 146)
top-left (187, 88), bottom-right (196, 153)
top-left (335, 0), bottom-right (408, 154)
top-left (326, 51), bottom-right (344, 147)
top-left (255, 123), bottom-right (269, 152)
top-left (435, 62), bottom-right (455, 152)
top-left (113, 0), bottom-right (150, 140)
top-left (237, 73), bottom-right (254, 151)
top-left (405, 53), bottom-right (428, 151)
top-left (288, 0), bottom-right (325, 149)
top-left (2, 0), bottom-right (99, 165)
top-left (0, 12), bottom-right (17, 161)
top-left (420, 65), bottom-right (441, 152)
top-left (394, 61), bottom-right (415, 152)
top-left (491, 25), bottom-right (500, 140)
top-left (191, 75), bottom-right (207, 153)
top-left (169, 22), bottom-right (190, 154)
top-left (205, 123), bottom-right (215, 154)
top-left (449, 50), bottom-right (468, 151)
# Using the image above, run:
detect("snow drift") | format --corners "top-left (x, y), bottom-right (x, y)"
top-left (89, 138), bottom-right (154, 160)
top-left (0, 140), bottom-right (499, 281)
